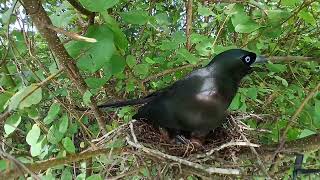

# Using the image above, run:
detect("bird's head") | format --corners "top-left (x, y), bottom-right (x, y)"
top-left (207, 49), bottom-right (267, 81)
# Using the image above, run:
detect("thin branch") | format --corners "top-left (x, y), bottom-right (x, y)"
top-left (46, 25), bottom-right (97, 43)
top-left (0, 148), bottom-right (119, 179)
top-left (126, 137), bottom-right (241, 175)
top-left (21, 0), bottom-right (107, 133)
top-left (270, 82), bottom-right (320, 172)
top-left (66, 0), bottom-right (95, 16)
top-left (230, 116), bottom-right (271, 178)
top-left (185, 0), bottom-right (193, 51)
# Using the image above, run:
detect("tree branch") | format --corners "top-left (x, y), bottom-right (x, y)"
top-left (185, 0), bottom-right (193, 51)
top-left (20, 0), bottom-right (107, 133)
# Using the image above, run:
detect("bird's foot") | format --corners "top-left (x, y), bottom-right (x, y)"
top-left (171, 135), bottom-right (191, 144)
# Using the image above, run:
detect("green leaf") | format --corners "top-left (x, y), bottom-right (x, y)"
top-left (83, 90), bottom-right (92, 106)
top-left (120, 10), bottom-right (149, 25)
top-left (126, 55), bottom-right (137, 68)
top-left (102, 13), bottom-right (128, 51)
top-left (0, 160), bottom-right (7, 171)
top-left (86, 174), bottom-right (102, 180)
top-left (247, 88), bottom-right (258, 100)
top-left (234, 21), bottom-right (260, 33)
top-left (0, 92), bottom-right (11, 113)
top-left (298, 129), bottom-right (316, 138)
top-left (43, 103), bottom-right (60, 124)
top-left (274, 76), bottom-right (288, 87)
top-left (197, 3), bottom-right (214, 16)
top-left (26, 124), bottom-right (40, 146)
top-left (298, 9), bottom-right (316, 26)
top-left (133, 64), bottom-right (150, 78)
top-left (267, 10), bottom-right (290, 25)
top-left (281, 0), bottom-right (300, 7)
top-left (30, 141), bottom-right (42, 157)
top-left (79, 0), bottom-right (119, 12)
top-left (61, 169), bottom-right (73, 180)
top-left (229, 93), bottom-right (241, 110)
top-left (267, 63), bottom-right (287, 73)
top-left (176, 48), bottom-right (198, 64)
top-left (62, 137), bottom-right (76, 153)
top-left (105, 54), bottom-right (126, 75)
top-left (4, 113), bottom-right (21, 135)
top-left (67, 25), bottom-right (114, 73)
top-left (85, 77), bottom-right (109, 89)
top-left (8, 84), bottom-right (42, 111)
top-left (59, 114), bottom-right (69, 134)
top-left (50, 2), bottom-right (75, 28)
top-left (47, 125), bottom-right (64, 144)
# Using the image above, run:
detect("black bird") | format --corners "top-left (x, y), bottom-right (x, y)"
top-left (98, 49), bottom-right (267, 142)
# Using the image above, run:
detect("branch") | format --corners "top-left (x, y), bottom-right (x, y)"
top-left (66, 0), bottom-right (95, 17)
top-left (0, 148), bottom-right (120, 179)
top-left (270, 82), bottom-right (320, 172)
top-left (268, 56), bottom-right (320, 63)
top-left (46, 25), bottom-right (97, 43)
top-left (126, 137), bottom-right (241, 175)
top-left (20, 0), bottom-right (107, 133)
top-left (185, 0), bottom-right (193, 51)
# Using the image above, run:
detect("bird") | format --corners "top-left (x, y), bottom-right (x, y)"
top-left (98, 49), bottom-right (268, 143)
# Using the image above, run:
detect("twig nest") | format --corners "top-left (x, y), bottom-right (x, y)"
top-left (131, 114), bottom-right (257, 158)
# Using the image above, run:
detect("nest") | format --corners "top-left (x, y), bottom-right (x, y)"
top-left (131, 114), bottom-right (258, 158)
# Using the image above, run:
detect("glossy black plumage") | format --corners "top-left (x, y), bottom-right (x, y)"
top-left (96, 49), bottom-right (267, 140)
top-left (132, 49), bottom-right (267, 136)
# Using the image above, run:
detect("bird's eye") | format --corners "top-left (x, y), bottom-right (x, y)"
top-left (244, 56), bottom-right (251, 63)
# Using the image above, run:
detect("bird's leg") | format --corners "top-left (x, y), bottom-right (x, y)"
top-left (158, 127), bottom-right (171, 142)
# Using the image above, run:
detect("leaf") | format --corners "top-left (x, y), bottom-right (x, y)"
top-left (197, 3), bottom-right (214, 16)
top-left (67, 25), bottom-right (114, 73)
top-left (50, 2), bottom-right (75, 28)
top-left (247, 88), bottom-right (258, 100)
top-left (83, 90), bottom-right (92, 106)
top-left (298, 129), bottom-right (316, 138)
top-left (85, 77), bottom-right (109, 89)
top-left (267, 10), bottom-right (290, 25)
top-left (62, 137), bottom-right (76, 153)
top-left (86, 174), bottom-right (102, 180)
top-left (229, 93), bottom-right (241, 110)
top-left (102, 13), bottom-right (128, 51)
top-left (30, 141), bottom-right (42, 157)
top-left (234, 21), bottom-right (260, 33)
top-left (281, 0), bottom-right (301, 7)
top-left (105, 54), bottom-right (126, 75)
top-left (26, 124), bottom-right (40, 146)
top-left (298, 9), bottom-right (316, 26)
top-left (8, 84), bottom-right (42, 111)
top-left (79, 0), bottom-right (119, 12)
top-left (126, 55), bottom-right (136, 68)
top-left (61, 169), bottom-right (73, 180)
top-left (59, 114), bottom-right (69, 134)
top-left (133, 64), bottom-right (150, 78)
top-left (47, 125), bottom-right (64, 144)
top-left (274, 76), bottom-right (288, 87)
top-left (120, 10), bottom-right (150, 25)
top-left (267, 63), bottom-right (287, 73)
top-left (176, 48), bottom-right (198, 64)
top-left (43, 103), bottom-right (60, 124)
top-left (0, 160), bottom-right (7, 171)
top-left (0, 92), bottom-right (11, 113)
top-left (4, 113), bottom-right (21, 135)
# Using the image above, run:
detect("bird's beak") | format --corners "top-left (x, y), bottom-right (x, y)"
top-left (254, 55), bottom-right (268, 64)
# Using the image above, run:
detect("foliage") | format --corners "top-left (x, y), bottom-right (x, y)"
top-left (0, 0), bottom-right (319, 179)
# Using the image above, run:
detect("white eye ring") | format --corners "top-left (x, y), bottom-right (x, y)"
top-left (245, 56), bottom-right (251, 63)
